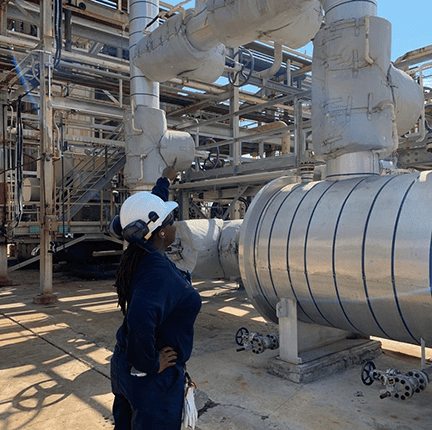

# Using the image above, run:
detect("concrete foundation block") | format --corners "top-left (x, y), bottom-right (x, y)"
top-left (0, 276), bottom-right (14, 286)
top-left (267, 338), bottom-right (382, 384)
top-left (33, 293), bottom-right (58, 305)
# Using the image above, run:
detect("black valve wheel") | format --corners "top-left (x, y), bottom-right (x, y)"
top-left (361, 361), bottom-right (376, 386)
top-left (235, 327), bottom-right (249, 346)
top-left (228, 48), bottom-right (255, 88)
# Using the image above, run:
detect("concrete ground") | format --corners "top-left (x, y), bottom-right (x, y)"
top-left (1, 269), bottom-right (431, 430)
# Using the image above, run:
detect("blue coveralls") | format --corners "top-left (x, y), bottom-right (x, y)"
top-left (111, 178), bottom-right (202, 430)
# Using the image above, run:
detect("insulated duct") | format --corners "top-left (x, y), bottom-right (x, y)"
top-left (312, 0), bottom-right (423, 180)
top-left (169, 219), bottom-right (241, 280)
top-left (133, 10), bottom-right (226, 84)
top-left (125, 0), bottom-right (195, 190)
top-left (133, 0), bottom-right (323, 83)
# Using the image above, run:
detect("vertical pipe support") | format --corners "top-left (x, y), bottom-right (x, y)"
top-left (0, 2), bottom-right (7, 36)
top-left (421, 338), bottom-right (426, 370)
top-left (34, 1), bottom-right (57, 304)
top-left (276, 298), bottom-right (302, 364)
top-left (230, 61), bottom-right (241, 172)
top-left (294, 97), bottom-right (303, 169)
top-left (0, 95), bottom-right (9, 284)
top-left (178, 190), bottom-right (190, 221)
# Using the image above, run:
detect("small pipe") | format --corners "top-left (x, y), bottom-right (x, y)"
top-left (130, 101), bottom-right (143, 135)
top-left (64, 1), bottom-right (72, 52)
top-left (137, 154), bottom-right (147, 182)
top-left (294, 97), bottom-right (303, 169)
top-left (256, 43), bottom-right (283, 79)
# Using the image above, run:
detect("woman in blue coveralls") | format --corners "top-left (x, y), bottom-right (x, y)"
top-left (110, 164), bottom-right (202, 430)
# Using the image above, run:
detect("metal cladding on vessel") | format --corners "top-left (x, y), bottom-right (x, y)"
top-left (239, 173), bottom-right (432, 347)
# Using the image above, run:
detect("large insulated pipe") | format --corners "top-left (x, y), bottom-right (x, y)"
top-left (124, 0), bottom-right (195, 190)
top-left (239, 173), bottom-right (432, 347)
top-left (169, 219), bottom-right (242, 280)
top-left (186, 0), bottom-right (322, 51)
top-left (129, 0), bottom-right (159, 108)
top-left (312, 0), bottom-right (423, 180)
top-left (133, 0), bottom-right (323, 83)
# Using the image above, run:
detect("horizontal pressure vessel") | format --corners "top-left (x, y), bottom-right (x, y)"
top-left (239, 172), bottom-right (432, 347)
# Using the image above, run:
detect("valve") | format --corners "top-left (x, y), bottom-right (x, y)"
top-left (361, 361), bottom-right (429, 400)
top-left (235, 327), bottom-right (279, 354)
top-left (227, 48), bottom-right (255, 88)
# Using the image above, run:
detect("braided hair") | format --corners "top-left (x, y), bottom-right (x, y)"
top-left (114, 227), bottom-right (163, 315)
top-left (114, 242), bottom-right (147, 315)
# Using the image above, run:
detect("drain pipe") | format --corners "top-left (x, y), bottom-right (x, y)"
top-left (124, 0), bottom-right (195, 191)
top-left (256, 42), bottom-right (283, 79)
top-left (312, 0), bottom-right (423, 180)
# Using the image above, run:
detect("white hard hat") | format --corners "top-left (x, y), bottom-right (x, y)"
top-left (120, 192), bottom-right (178, 241)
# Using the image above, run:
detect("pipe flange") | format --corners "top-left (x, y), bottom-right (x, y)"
top-left (393, 375), bottom-right (414, 400)
top-left (267, 333), bottom-right (279, 350)
top-left (406, 370), bottom-right (429, 393)
top-left (251, 337), bottom-right (264, 354)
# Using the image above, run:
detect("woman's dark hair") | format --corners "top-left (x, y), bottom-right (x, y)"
top-left (114, 227), bottom-right (162, 315)
top-left (114, 242), bottom-right (146, 315)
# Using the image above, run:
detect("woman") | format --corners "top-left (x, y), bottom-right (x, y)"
top-left (110, 166), bottom-right (202, 430)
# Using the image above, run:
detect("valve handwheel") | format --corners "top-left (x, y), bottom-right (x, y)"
top-left (228, 48), bottom-right (255, 88)
top-left (361, 361), bottom-right (376, 386)
top-left (235, 327), bottom-right (249, 346)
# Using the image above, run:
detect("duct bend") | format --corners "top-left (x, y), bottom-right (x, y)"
top-left (133, 10), bottom-right (225, 84)
top-left (388, 65), bottom-right (424, 136)
top-left (134, 0), bottom-right (323, 84)
top-left (123, 106), bottom-right (195, 190)
top-left (239, 173), bottom-right (432, 348)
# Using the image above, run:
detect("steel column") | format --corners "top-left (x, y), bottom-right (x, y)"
top-left (34, 1), bottom-right (57, 304)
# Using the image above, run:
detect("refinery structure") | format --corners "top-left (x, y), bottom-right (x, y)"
top-left (1, 0), bottom-right (432, 398)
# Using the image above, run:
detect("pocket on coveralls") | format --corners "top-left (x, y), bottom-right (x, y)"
top-left (155, 365), bottom-right (181, 393)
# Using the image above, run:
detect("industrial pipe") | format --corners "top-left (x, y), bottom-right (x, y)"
top-left (239, 173), bottom-right (432, 347)
top-left (133, 0), bottom-right (323, 83)
top-left (124, 0), bottom-right (195, 190)
top-left (312, 0), bottom-right (423, 180)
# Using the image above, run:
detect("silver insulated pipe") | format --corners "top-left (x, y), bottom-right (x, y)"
top-left (239, 173), bottom-right (432, 347)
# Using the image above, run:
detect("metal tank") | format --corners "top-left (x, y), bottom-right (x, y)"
top-left (239, 172), bottom-right (432, 347)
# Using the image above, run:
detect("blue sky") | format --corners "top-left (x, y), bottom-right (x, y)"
top-left (378, 0), bottom-right (431, 60)
top-left (162, 0), bottom-right (431, 60)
